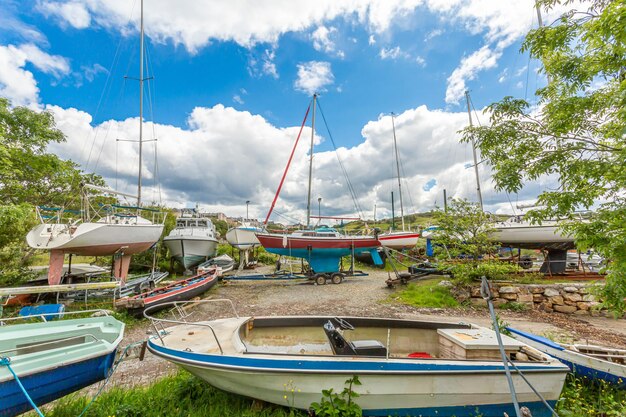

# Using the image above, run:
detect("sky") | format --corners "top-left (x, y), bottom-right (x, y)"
top-left (0, 0), bottom-right (573, 224)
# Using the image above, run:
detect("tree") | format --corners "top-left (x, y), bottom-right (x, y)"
top-left (432, 198), bottom-right (499, 260)
top-left (0, 98), bottom-right (107, 285)
top-left (461, 0), bottom-right (626, 311)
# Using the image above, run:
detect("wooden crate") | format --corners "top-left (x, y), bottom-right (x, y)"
top-left (438, 328), bottom-right (524, 360)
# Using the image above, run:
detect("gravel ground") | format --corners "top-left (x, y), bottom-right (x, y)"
top-left (92, 267), bottom-right (626, 393)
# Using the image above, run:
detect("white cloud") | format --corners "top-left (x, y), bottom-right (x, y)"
top-left (445, 45), bottom-right (502, 104)
top-left (415, 55), bottom-right (426, 67)
top-left (294, 61), bottom-right (334, 95)
top-left (0, 44), bottom-right (70, 108)
top-left (248, 48), bottom-right (278, 79)
top-left (379, 46), bottom-right (408, 60)
top-left (424, 28), bottom-right (442, 42)
top-left (233, 95), bottom-right (244, 104)
top-left (368, 35), bottom-right (376, 45)
top-left (311, 26), bottom-right (344, 58)
top-left (38, 0), bottom-right (91, 29)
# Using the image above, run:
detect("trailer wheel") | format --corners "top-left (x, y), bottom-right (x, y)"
top-left (518, 255), bottom-right (533, 270)
top-left (331, 273), bottom-right (343, 284)
top-left (314, 274), bottom-right (326, 285)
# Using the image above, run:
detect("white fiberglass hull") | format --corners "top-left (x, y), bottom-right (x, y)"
top-left (379, 231), bottom-right (420, 250)
top-left (26, 222), bottom-right (164, 256)
top-left (163, 236), bottom-right (218, 270)
top-left (491, 221), bottom-right (573, 245)
top-left (226, 227), bottom-right (261, 250)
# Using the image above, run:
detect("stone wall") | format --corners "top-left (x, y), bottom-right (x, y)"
top-left (462, 283), bottom-right (602, 315)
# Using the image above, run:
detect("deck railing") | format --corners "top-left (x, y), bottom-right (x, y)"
top-left (143, 299), bottom-right (239, 355)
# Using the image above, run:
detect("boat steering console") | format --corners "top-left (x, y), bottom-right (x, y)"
top-left (323, 318), bottom-right (387, 357)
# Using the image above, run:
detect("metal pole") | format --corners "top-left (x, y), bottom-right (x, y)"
top-left (306, 93), bottom-right (317, 228)
top-left (391, 191), bottom-right (395, 231)
top-left (391, 113), bottom-right (405, 230)
top-left (246, 200), bottom-right (250, 221)
top-left (318, 197), bottom-right (322, 225)
top-left (443, 189), bottom-right (448, 213)
top-left (137, 0), bottom-right (144, 207)
top-left (465, 90), bottom-right (483, 211)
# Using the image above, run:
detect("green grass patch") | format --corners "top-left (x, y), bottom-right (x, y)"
top-left (395, 279), bottom-right (459, 308)
top-left (33, 371), bottom-right (306, 417)
top-left (557, 375), bottom-right (626, 416)
top-left (497, 302), bottom-right (528, 312)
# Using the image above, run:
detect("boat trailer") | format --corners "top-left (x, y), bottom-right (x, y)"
top-left (382, 247), bottom-right (446, 288)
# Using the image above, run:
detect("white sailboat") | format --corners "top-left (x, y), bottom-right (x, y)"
top-left (379, 113), bottom-right (420, 250)
top-left (26, 0), bottom-right (164, 285)
top-left (164, 209), bottom-right (219, 270)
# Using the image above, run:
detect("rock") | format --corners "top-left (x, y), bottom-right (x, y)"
top-left (492, 298), bottom-right (509, 307)
top-left (564, 286), bottom-right (579, 293)
top-left (544, 288), bottom-right (560, 297)
top-left (438, 280), bottom-right (454, 288)
top-left (563, 293), bottom-right (582, 302)
top-left (470, 298), bottom-right (487, 308)
top-left (573, 309), bottom-right (590, 316)
top-left (577, 302), bottom-right (591, 311)
top-left (538, 302), bottom-right (553, 312)
top-left (453, 288), bottom-right (471, 303)
top-left (578, 287), bottom-right (590, 294)
top-left (554, 305), bottom-right (578, 314)
top-left (518, 293), bottom-right (534, 303)
top-left (470, 286), bottom-right (482, 297)
top-left (531, 287), bottom-right (545, 294)
top-left (549, 295), bottom-right (564, 305)
top-left (502, 293), bottom-right (519, 301)
top-left (564, 300), bottom-right (577, 306)
top-left (582, 294), bottom-right (596, 302)
top-left (499, 286), bottom-right (520, 294)
top-left (533, 294), bottom-right (546, 303)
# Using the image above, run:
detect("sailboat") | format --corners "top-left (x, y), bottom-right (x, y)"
top-left (378, 113), bottom-right (420, 250)
top-left (255, 94), bottom-right (382, 274)
top-left (26, 0), bottom-right (164, 285)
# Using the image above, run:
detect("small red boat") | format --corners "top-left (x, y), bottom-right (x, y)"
top-left (115, 268), bottom-right (218, 317)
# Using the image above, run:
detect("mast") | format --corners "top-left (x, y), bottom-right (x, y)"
top-left (137, 0), bottom-right (144, 207)
top-left (391, 113), bottom-right (405, 230)
top-left (465, 90), bottom-right (483, 211)
top-left (306, 93), bottom-right (317, 228)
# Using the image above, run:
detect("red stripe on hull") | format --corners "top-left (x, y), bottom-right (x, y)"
top-left (256, 234), bottom-right (380, 250)
top-left (379, 233), bottom-right (421, 241)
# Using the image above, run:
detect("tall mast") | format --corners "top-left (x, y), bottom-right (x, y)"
top-left (137, 0), bottom-right (144, 207)
top-left (306, 93), bottom-right (317, 228)
top-left (391, 113), bottom-right (405, 230)
top-left (465, 90), bottom-right (483, 211)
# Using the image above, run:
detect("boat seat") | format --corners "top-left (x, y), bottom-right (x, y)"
top-left (323, 320), bottom-right (387, 357)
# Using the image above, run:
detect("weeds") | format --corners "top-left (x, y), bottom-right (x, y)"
top-left (310, 376), bottom-right (362, 417)
top-left (557, 375), bottom-right (626, 416)
top-left (395, 279), bottom-right (459, 308)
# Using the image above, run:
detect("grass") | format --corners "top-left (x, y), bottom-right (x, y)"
top-left (556, 375), bottom-right (626, 416)
top-left (31, 371), bottom-right (306, 417)
top-left (395, 279), bottom-right (459, 308)
top-left (497, 301), bottom-right (528, 312)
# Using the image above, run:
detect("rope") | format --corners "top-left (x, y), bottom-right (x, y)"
top-left (0, 356), bottom-right (46, 417)
top-left (264, 101), bottom-right (312, 224)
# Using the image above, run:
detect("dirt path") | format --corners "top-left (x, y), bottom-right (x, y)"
top-left (104, 268), bottom-right (626, 391)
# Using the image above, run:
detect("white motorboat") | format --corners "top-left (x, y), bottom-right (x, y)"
top-left (164, 210), bottom-right (218, 270)
top-left (147, 300), bottom-right (567, 417)
top-left (491, 216), bottom-right (574, 247)
top-left (225, 223), bottom-right (261, 250)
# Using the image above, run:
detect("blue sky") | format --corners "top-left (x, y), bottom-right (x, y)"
top-left (0, 0), bottom-right (566, 222)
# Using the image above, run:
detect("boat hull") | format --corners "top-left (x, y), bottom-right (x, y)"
top-left (508, 328), bottom-right (626, 388)
top-left (379, 231), bottom-right (420, 250)
top-left (226, 227), bottom-right (261, 250)
top-left (26, 222), bottom-right (163, 256)
top-left (0, 351), bottom-right (116, 417)
top-left (490, 221), bottom-right (574, 249)
top-left (148, 342), bottom-right (563, 417)
top-left (256, 233), bottom-right (382, 273)
top-left (163, 236), bottom-right (218, 270)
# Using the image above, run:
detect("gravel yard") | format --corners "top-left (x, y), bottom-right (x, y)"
top-left (104, 267), bottom-right (626, 391)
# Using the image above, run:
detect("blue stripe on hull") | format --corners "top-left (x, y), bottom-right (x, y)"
top-left (560, 359), bottom-right (626, 388)
top-left (265, 247), bottom-right (381, 273)
top-left (363, 400), bottom-right (558, 417)
top-left (0, 351), bottom-right (116, 417)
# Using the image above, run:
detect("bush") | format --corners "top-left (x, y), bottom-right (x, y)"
top-left (442, 261), bottom-right (518, 285)
top-left (310, 376), bottom-right (362, 417)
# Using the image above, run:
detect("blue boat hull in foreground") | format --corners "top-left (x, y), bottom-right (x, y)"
top-left (1, 351), bottom-right (116, 417)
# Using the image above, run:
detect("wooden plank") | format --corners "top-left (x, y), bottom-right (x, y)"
top-left (0, 281), bottom-right (120, 296)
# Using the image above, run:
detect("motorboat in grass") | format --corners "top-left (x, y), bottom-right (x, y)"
top-left (508, 327), bottom-right (626, 388)
top-left (146, 300), bottom-right (568, 417)
top-left (197, 254), bottom-right (235, 277)
top-left (164, 209), bottom-right (219, 271)
top-left (256, 226), bottom-right (382, 273)
top-left (115, 268), bottom-right (218, 317)
top-left (0, 311), bottom-right (124, 417)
